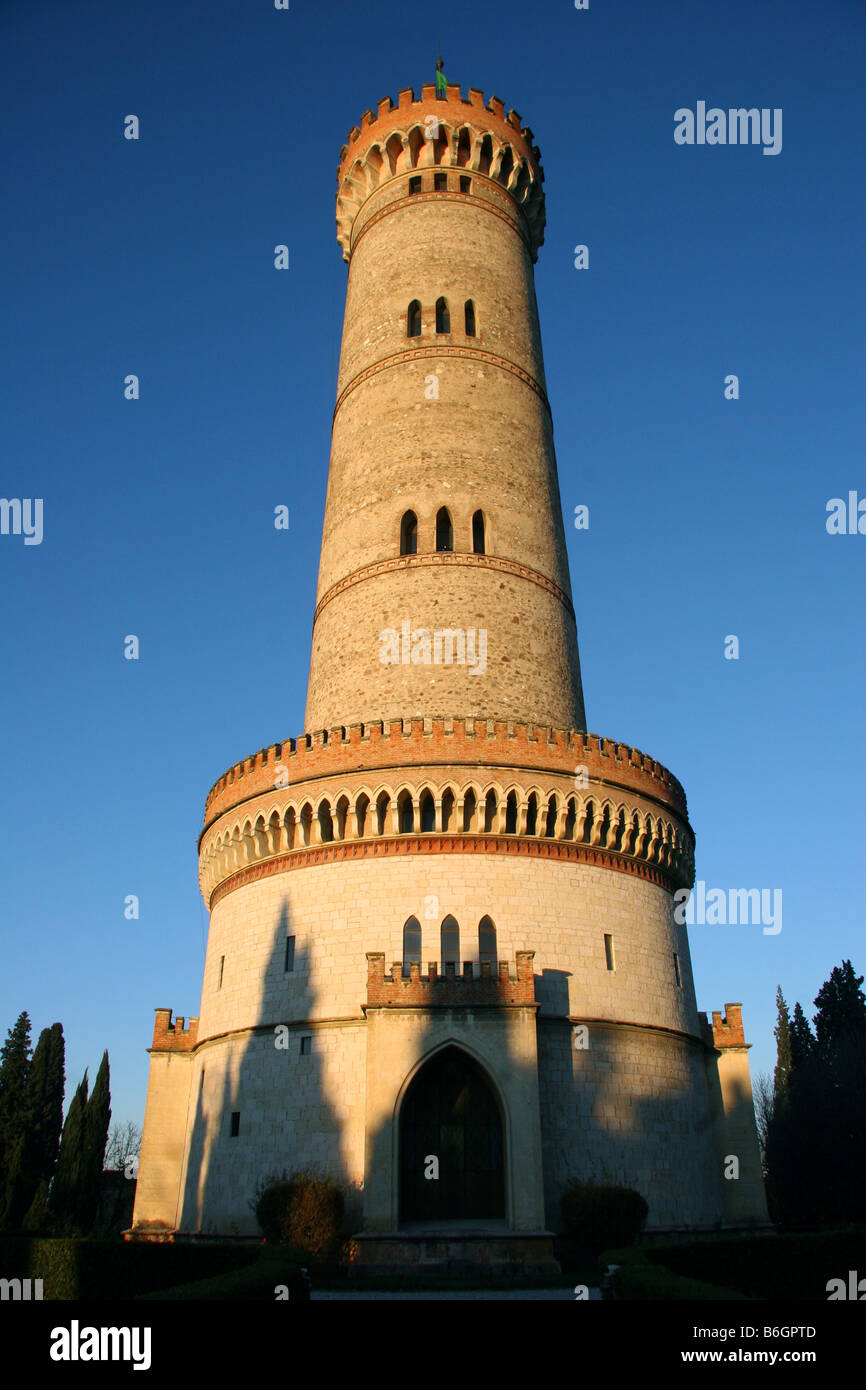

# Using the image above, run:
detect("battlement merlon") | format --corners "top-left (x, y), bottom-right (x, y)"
top-left (151, 1009), bottom-right (199, 1052)
top-left (201, 719), bottom-right (689, 833)
top-left (365, 949), bottom-right (537, 1009)
top-left (335, 84), bottom-right (546, 263)
top-left (699, 1003), bottom-right (749, 1050)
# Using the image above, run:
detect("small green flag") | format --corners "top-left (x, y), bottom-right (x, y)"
top-left (435, 56), bottom-right (447, 96)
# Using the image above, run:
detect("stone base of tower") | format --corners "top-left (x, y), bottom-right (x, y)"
top-left (349, 1229), bottom-right (560, 1279)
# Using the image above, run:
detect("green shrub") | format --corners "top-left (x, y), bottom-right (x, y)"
top-left (253, 1171), bottom-right (345, 1258)
top-left (560, 1181), bottom-right (648, 1257)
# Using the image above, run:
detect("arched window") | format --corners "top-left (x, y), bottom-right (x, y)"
top-left (526, 793), bottom-right (538, 837)
top-left (441, 915), bottom-right (460, 969)
top-left (478, 915), bottom-right (497, 968)
top-left (400, 510), bottom-right (418, 555)
top-left (545, 795), bottom-right (558, 838)
top-left (465, 299), bottom-right (476, 336)
top-left (435, 297), bottom-right (450, 333)
top-left (419, 790), bottom-right (435, 832)
top-left (407, 300), bottom-right (421, 337)
top-left (318, 800), bottom-right (334, 843)
top-left (399, 791), bottom-right (414, 834)
top-left (505, 791), bottom-right (517, 834)
top-left (435, 507), bottom-right (453, 552)
top-left (402, 916), bottom-right (421, 978)
top-left (472, 510), bottom-right (485, 554)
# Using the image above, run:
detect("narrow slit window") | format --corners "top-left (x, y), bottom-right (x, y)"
top-left (673, 952), bottom-right (682, 987)
top-left (218, 955), bottom-right (225, 989)
top-left (284, 935), bottom-right (295, 973)
top-left (300, 1035), bottom-right (312, 1055)
top-left (435, 297), bottom-right (450, 333)
top-left (407, 300), bottom-right (421, 337)
top-left (604, 934), bottom-right (615, 971)
top-left (472, 509), bottom-right (485, 554)
top-left (465, 299), bottom-right (476, 336)
top-left (230, 1112), bottom-right (240, 1137)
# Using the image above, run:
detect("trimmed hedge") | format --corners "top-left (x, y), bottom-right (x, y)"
top-left (601, 1248), bottom-right (748, 1300)
top-left (643, 1229), bottom-right (866, 1301)
top-left (137, 1250), bottom-right (310, 1301)
top-left (560, 1181), bottom-right (648, 1258)
top-left (0, 1236), bottom-right (259, 1300)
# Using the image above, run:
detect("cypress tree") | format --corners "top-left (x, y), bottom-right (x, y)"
top-left (1, 1024), bottom-right (64, 1230)
top-left (813, 959), bottom-right (866, 1068)
top-left (772, 986), bottom-right (793, 1107)
top-left (79, 1052), bottom-right (111, 1233)
top-left (0, 1012), bottom-right (32, 1197)
top-left (49, 1072), bottom-right (88, 1234)
top-left (789, 1001), bottom-right (815, 1072)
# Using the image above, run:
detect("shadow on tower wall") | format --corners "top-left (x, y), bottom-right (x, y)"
top-left (177, 898), bottom-right (355, 1238)
top-left (536, 967), bottom-right (727, 1231)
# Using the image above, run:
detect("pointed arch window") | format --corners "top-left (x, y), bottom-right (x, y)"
top-left (399, 791), bottom-right (414, 834)
top-left (472, 509), bottom-right (485, 554)
top-left (407, 300), bottom-right (422, 337)
top-left (464, 299), bottom-right (476, 336)
top-left (402, 917), bottom-right (422, 978)
top-left (478, 916), bottom-right (497, 968)
top-left (435, 506), bottom-right (453, 552)
top-left (435, 297), bottom-right (450, 333)
top-left (441, 915), bottom-right (460, 969)
top-left (400, 510), bottom-right (418, 555)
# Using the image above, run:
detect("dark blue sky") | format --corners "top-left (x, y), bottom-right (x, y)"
top-left (1, 0), bottom-right (863, 1129)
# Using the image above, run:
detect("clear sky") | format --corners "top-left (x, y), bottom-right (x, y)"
top-left (1, 0), bottom-right (863, 1134)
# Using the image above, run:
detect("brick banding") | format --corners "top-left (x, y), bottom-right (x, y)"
top-left (206, 832), bottom-right (683, 911)
top-left (350, 186), bottom-right (532, 261)
top-left (333, 343), bottom-right (550, 422)
top-left (313, 551), bottom-right (573, 628)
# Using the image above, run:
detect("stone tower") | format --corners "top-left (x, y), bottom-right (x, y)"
top-left (131, 81), bottom-right (768, 1262)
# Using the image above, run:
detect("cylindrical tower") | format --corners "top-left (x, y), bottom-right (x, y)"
top-left (131, 82), bottom-right (768, 1252)
top-left (305, 83), bottom-right (585, 732)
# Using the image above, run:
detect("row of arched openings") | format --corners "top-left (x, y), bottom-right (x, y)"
top-left (402, 915), bottom-right (497, 976)
top-left (400, 508), bottom-right (485, 556)
top-left (407, 299), bottom-right (475, 337)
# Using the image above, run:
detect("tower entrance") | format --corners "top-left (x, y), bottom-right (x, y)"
top-left (399, 1046), bottom-right (505, 1223)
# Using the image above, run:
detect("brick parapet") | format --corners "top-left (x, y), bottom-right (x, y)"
top-left (151, 1009), bottom-right (199, 1053)
top-left (202, 719), bottom-right (688, 829)
top-left (336, 85), bottom-right (545, 261)
top-left (365, 949), bottom-right (536, 1008)
top-left (699, 1004), bottom-right (749, 1050)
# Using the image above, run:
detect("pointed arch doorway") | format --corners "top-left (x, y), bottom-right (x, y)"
top-left (399, 1046), bottom-right (505, 1223)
